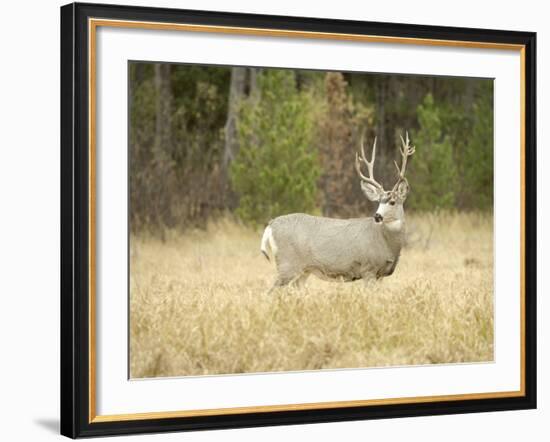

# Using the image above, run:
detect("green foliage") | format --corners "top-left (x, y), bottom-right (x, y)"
top-left (129, 66), bottom-right (157, 228)
top-left (170, 65), bottom-right (229, 172)
top-left (230, 69), bottom-right (321, 225)
top-left (408, 94), bottom-right (457, 210)
top-left (129, 63), bottom-right (231, 232)
top-left (461, 82), bottom-right (494, 209)
top-left (129, 61), bottom-right (495, 233)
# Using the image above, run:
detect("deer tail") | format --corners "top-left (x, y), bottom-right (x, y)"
top-left (260, 224), bottom-right (275, 261)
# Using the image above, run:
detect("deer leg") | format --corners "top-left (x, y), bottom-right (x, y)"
top-left (269, 270), bottom-right (309, 293)
top-left (268, 274), bottom-right (294, 294)
top-left (376, 258), bottom-right (398, 279)
top-left (268, 258), bottom-right (303, 293)
top-left (291, 272), bottom-right (309, 289)
top-left (361, 272), bottom-right (377, 288)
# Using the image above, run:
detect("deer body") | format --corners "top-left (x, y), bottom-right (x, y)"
top-left (261, 213), bottom-right (405, 287)
top-left (261, 132), bottom-right (415, 292)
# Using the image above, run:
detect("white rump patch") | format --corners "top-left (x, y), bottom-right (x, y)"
top-left (260, 225), bottom-right (278, 260)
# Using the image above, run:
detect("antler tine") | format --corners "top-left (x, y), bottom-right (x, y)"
top-left (393, 160), bottom-right (401, 175)
top-left (356, 134), bottom-right (384, 190)
top-left (361, 135), bottom-right (376, 173)
top-left (397, 133), bottom-right (415, 178)
top-left (400, 132), bottom-right (416, 156)
top-left (392, 131), bottom-right (415, 191)
top-left (355, 152), bottom-right (369, 181)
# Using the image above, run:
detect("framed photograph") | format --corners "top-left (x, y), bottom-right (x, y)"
top-left (60, 2), bottom-right (536, 438)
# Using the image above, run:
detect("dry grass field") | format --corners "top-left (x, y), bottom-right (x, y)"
top-left (129, 212), bottom-right (493, 378)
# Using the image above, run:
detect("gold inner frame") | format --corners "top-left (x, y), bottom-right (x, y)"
top-left (87, 18), bottom-right (527, 423)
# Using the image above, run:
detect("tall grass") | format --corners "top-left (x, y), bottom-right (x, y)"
top-left (130, 212), bottom-right (493, 378)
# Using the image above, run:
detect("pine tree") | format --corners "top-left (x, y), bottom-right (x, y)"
top-left (230, 69), bottom-right (320, 225)
top-left (408, 93), bottom-right (457, 210)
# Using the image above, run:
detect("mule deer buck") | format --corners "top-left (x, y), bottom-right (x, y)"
top-left (260, 132), bottom-right (415, 292)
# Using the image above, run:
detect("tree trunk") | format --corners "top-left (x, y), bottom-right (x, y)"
top-left (221, 67), bottom-right (247, 207)
top-left (375, 78), bottom-right (387, 185)
top-left (154, 63), bottom-right (173, 157)
top-left (223, 68), bottom-right (246, 172)
top-left (153, 63), bottom-right (174, 235)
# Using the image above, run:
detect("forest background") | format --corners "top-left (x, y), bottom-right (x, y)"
top-left (129, 63), bottom-right (493, 232)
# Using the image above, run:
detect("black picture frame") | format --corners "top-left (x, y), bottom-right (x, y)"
top-left (61, 2), bottom-right (537, 438)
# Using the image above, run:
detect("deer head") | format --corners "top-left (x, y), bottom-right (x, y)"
top-left (355, 132), bottom-right (415, 224)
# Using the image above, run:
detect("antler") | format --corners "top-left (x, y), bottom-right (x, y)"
top-left (355, 134), bottom-right (384, 191)
top-left (392, 131), bottom-right (415, 191)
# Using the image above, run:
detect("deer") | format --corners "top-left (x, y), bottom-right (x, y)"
top-left (260, 132), bottom-right (415, 292)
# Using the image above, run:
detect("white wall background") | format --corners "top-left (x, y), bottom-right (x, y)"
top-left (0, 0), bottom-right (545, 440)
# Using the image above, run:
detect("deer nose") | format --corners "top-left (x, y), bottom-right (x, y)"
top-left (374, 213), bottom-right (383, 223)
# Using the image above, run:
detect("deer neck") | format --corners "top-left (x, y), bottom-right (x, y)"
top-left (381, 216), bottom-right (406, 255)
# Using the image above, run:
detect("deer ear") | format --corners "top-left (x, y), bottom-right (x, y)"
top-left (361, 182), bottom-right (382, 202)
top-left (396, 180), bottom-right (410, 201)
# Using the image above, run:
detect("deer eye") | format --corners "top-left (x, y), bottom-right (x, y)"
top-left (389, 201), bottom-right (396, 206)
